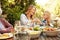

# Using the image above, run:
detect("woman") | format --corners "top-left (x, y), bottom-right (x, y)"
top-left (41, 11), bottom-right (53, 27)
top-left (20, 5), bottom-right (41, 27)
top-left (0, 6), bottom-right (14, 33)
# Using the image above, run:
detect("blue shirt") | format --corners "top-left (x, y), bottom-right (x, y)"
top-left (40, 19), bottom-right (53, 27)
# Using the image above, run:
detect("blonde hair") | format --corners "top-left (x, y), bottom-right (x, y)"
top-left (25, 5), bottom-right (36, 19)
top-left (44, 11), bottom-right (51, 25)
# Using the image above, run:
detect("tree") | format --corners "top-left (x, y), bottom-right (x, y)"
top-left (54, 3), bottom-right (60, 16)
top-left (0, 0), bottom-right (36, 26)
top-left (35, 4), bottom-right (44, 20)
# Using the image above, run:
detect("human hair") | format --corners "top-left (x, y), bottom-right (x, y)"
top-left (44, 11), bottom-right (51, 26)
top-left (25, 5), bottom-right (36, 19)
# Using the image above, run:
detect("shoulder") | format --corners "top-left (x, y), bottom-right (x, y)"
top-left (21, 14), bottom-right (26, 17)
top-left (0, 18), bottom-right (8, 23)
top-left (21, 14), bottom-right (25, 16)
top-left (0, 18), bottom-right (5, 21)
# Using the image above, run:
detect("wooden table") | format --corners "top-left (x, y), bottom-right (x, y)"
top-left (0, 37), bottom-right (14, 40)
top-left (31, 35), bottom-right (60, 40)
top-left (15, 33), bottom-right (60, 40)
top-left (6, 37), bottom-right (14, 40)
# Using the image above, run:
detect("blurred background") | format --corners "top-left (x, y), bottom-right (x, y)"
top-left (0, 0), bottom-right (60, 26)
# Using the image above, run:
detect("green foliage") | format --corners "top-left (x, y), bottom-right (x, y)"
top-left (0, 0), bottom-right (36, 25)
top-left (54, 3), bottom-right (60, 16)
top-left (35, 4), bottom-right (44, 20)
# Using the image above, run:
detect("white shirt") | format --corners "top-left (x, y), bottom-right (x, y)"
top-left (20, 14), bottom-right (28, 25)
top-left (20, 14), bottom-right (34, 27)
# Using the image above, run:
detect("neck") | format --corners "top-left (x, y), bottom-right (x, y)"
top-left (26, 14), bottom-right (31, 19)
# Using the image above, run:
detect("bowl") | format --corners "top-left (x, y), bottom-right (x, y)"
top-left (44, 31), bottom-right (58, 36)
top-left (27, 31), bottom-right (41, 38)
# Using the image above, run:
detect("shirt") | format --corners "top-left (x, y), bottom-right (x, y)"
top-left (20, 14), bottom-right (28, 25)
top-left (41, 19), bottom-right (53, 27)
top-left (20, 14), bottom-right (34, 27)
top-left (0, 18), bottom-right (13, 33)
top-left (0, 21), bottom-right (5, 30)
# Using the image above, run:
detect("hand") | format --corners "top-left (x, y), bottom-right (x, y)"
top-left (6, 27), bottom-right (14, 33)
top-left (10, 27), bottom-right (14, 33)
top-left (32, 18), bottom-right (41, 24)
top-left (10, 28), bottom-right (14, 33)
top-left (36, 19), bottom-right (41, 25)
top-left (1, 29), bottom-right (8, 33)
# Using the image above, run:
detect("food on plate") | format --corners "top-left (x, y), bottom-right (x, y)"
top-left (21, 27), bottom-right (26, 31)
top-left (0, 33), bottom-right (13, 39)
top-left (33, 26), bottom-right (41, 31)
top-left (28, 27), bottom-right (33, 30)
top-left (2, 33), bottom-right (9, 37)
top-left (27, 31), bottom-right (41, 35)
top-left (43, 27), bottom-right (58, 36)
top-left (0, 33), bottom-right (9, 38)
top-left (43, 27), bottom-right (56, 31)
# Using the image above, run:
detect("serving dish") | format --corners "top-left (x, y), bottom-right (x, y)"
top-left (0, 33), bottom-right (13, 39)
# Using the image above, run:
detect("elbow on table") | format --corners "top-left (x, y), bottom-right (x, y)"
top-left (0, 30), bottom-right (10, 33)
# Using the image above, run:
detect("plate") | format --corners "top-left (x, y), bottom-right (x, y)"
top-left (27, 30), bottom-right (41, 35)
top-left (27, 30), bottom-right (41, 38)
top-left (0, 33), bottom-right (13, 39)
top-left (44, 31), bottom-right (58, 36)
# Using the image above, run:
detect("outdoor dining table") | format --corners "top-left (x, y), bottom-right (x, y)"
top-left (0, 37), bottom-right (14, 40)
top-left (14, 32), bottom-right (60, 40)
top-left (0, 33), bottom-right (14, 40)
top-left (31, 35), bottom-right (60, 40)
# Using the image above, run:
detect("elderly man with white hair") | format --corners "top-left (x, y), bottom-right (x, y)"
top-left (0, 5), bottom-right (14, 33)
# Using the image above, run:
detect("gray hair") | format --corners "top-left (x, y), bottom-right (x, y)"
top-left (0, 2), bottom-right (2, 15)
top-left (0, 2), bottom-right (1, 8)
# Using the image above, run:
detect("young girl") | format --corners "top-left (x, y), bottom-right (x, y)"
top-left (41, 11), bottom-right (53, 27)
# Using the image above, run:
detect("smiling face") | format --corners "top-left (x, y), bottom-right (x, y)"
top-left (26, 5), bottom-right (36, 17)
top-left (29, 7), bottom-right (36, 16)
top-left (43, 11), bottom-right (50, 20)
top-left (25, 5), bottom-right (36, 19)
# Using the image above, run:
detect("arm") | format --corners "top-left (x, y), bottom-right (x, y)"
top-left (0, 29), bottom-right (10, 33)
top-left (0, 18), bottom-right (14, 33)
top-left (32, 18), bottom-right (41, 25)
top-left (1, 18), bottom-right (13, 27)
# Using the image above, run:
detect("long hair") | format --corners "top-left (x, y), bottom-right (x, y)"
top-left (25, 5), bottom-right (36, 19)
top-left (44, 11), bottom-right (51, 26)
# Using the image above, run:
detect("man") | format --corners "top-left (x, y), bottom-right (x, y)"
top-left (0, 5), bottom-right (14, 33)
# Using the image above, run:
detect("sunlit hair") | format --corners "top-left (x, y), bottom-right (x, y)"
top-left (44, 11), bottom-right (51, 26)
top-left (25, 5), bottom-right (36, 19)
top-left (44, 11), bottom-right (51, 18)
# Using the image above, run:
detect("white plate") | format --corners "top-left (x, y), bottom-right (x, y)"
top-left (0, 33), bottom-right (13, 39)
top-left (27, 30), bottom-right (41, 35)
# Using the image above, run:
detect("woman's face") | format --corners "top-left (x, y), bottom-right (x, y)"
top-left (28, 7), bottom-right (36, 16)
top-left (43, 12), bottom-right (50, 19)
